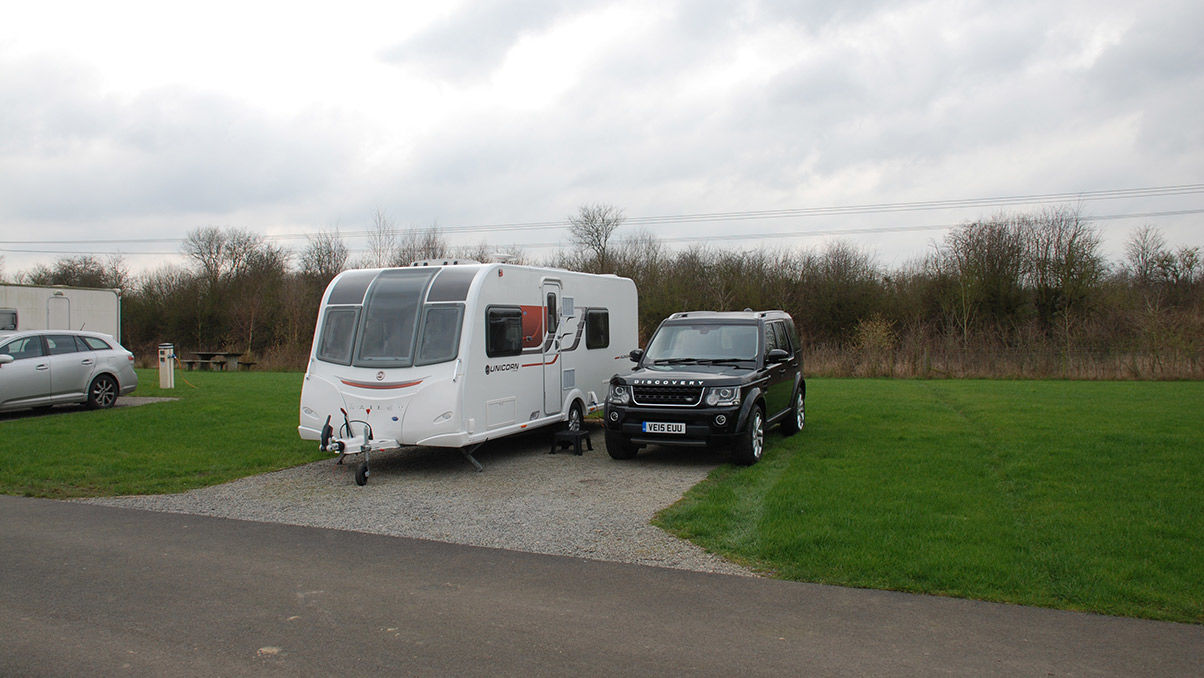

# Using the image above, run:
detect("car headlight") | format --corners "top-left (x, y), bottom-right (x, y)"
top-left (608, 383), bottom-right (630, 405)
top-left (705, 386), bottom-right (739, 407)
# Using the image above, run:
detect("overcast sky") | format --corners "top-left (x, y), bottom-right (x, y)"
top-left (2, 0), bottom-right (1201, 275)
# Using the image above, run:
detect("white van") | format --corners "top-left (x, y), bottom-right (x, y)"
top-left (298, 262), bottom-right (638, 484)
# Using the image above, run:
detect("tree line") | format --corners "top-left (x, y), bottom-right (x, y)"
top-left (5, 205), bottom-right (1201, 378)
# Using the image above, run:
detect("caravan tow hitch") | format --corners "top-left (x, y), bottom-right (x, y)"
top-left (320, 410), bottom-right (373, 486)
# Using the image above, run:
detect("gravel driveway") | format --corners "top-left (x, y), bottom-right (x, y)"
top-left (85, 423), bottom-right (754, 577)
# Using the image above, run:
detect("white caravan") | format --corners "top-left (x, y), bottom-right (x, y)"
top-left (0, 284), bottom-right (122, 340)
top-left (298, 262), bottom-right (638, 484)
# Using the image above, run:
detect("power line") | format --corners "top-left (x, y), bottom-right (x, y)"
top-left (1, 182), bottom-right (1201, 248)
top-left (4, 207), bottom-right (1200, 256)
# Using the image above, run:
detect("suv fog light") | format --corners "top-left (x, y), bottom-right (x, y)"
top-left (714, 414), bottom-right (727, 426)
top-left (609, 411), bottom-right (620, 422)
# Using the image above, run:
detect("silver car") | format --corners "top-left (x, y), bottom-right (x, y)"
top-left (0, 330), bottom-right (138, 412)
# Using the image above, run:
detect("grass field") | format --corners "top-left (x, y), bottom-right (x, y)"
top-left (0, 369), bottom-right (325, 498)
top-left (654, 379), bottom-right (1204, 623)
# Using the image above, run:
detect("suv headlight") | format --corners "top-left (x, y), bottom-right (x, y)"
top-left (705, 386), bottom-right (740, 407)
top-left (608, 383), bottom-right (631, 405)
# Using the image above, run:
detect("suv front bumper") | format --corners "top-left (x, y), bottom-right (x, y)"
top-left (604, 403), bottom-right (745, 447)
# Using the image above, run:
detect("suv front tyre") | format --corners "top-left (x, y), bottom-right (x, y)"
top-left (605, 430), bottom-right (639, 460)
top-left (731, 405), bottom-right (765, 466)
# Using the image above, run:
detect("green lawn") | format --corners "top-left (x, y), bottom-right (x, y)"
top-left (655, 379), bottom-right (1204, 623)
top-left (0, 369), bottom-right (325, 498)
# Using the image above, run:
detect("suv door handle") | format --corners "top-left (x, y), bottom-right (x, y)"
top-left (81, 359), bottom-right (95, 366)
top-left (36, 364), bottom-right (49, 371)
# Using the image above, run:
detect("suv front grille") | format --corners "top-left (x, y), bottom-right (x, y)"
top-left (632, 384), bottom-right (703, 407)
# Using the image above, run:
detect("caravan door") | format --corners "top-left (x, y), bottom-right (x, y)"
top-left (542, 280), bottom-right (562, 415)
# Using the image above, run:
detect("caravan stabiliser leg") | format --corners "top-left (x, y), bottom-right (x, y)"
top-left (460, 443), bottom-right (485, 472)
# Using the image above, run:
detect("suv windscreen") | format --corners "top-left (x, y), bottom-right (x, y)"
top-left (643, 322), bottom-right (759, 369)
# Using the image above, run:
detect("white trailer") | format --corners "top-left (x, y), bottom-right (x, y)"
top-left (0, 284), bottom-right (122, 341)
top-left (298, 262), bottom-right (638, 484)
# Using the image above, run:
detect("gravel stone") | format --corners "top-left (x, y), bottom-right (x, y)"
top-left (85, 424), bottom-right (755, 577)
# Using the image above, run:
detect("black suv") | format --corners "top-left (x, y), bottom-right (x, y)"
top-left (603, 310), bottom-right (805, 465)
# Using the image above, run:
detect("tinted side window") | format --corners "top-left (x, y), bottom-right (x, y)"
top-left (46, 335), bottom-right (79, 355)
top-left (771, 322), bottom-right (789, 353)
top-left (764, 324), bottom-right (780, 353)
top-left (586, 309), bottom-right (609, 349)
top-left (1, 337), bottom-right (45, 360)
top-left (82, 336), bottom-right (112, 350)
top-left (486, 307), bottom-right (523, 357)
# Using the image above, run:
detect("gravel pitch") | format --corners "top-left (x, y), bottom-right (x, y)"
top-left (85, 424), bottom-right (755, 577)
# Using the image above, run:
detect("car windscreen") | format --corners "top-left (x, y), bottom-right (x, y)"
top-left (644, 323), bottom-right (759, 363)
top-left (353, 269), bottom-right (437, 368)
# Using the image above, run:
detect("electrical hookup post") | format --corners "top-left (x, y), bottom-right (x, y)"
top-left (158, 343), bottom-right (175, 389)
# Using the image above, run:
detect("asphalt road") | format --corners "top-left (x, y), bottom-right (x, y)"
top-left (2, 496), bottom-right (1200, 677)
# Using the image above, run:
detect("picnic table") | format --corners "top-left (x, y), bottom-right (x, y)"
top-left (190, 351), bottom-right (244, 371)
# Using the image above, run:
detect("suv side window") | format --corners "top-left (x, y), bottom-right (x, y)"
top-left (771, 322), bottom-right (789, 353)
top-left (764, 323), bottom-right (780, 354)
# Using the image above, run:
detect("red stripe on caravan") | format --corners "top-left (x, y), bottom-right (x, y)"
top-left (521, 354), bottom-right (560, 368)
top-left (339, 378), bottom-right (424, 390)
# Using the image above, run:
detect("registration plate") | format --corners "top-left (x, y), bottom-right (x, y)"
top-left (642, 421), bottom-right (686, 434)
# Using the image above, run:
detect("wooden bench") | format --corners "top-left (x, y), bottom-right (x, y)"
top-left (549, 429), bottom-right (593, 456)
top-left (182, 359), bottom-right (199, 371)
top-left (237, 360), bottom-right (257, 371)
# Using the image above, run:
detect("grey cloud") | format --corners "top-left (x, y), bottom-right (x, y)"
top-left (0, 57), bottom-right (356, 221)
top-left (381, 0), bottom-right (606, 81)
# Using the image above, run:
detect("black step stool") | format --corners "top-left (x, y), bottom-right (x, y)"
top-left (550, 429), bottom-right (593, 456)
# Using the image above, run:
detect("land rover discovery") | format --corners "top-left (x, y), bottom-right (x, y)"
top-left (603, 310), bottom-right (804, 465)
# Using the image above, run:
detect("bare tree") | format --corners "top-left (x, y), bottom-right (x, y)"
top-left (20, 255), bottom-right (129, 289)
top-left (182, 227), bottom-right (227, 285)
top-left (299, 228), bottom-right (348, 282)
top-left (569, 203), bottom-right (625, 272)
top-left (1025, 206), bottom-right (1104, 334)
top-left (359, 210), bottom-right (398, 268)
top-left (392, 224), bottom-right (449, 266)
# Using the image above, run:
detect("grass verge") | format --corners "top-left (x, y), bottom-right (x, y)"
top-left (654, 379), bottom-right (1204, 623)
top-left (0, 369), bottom-right (326, 498)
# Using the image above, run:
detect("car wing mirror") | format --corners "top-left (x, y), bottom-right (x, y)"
top-left (766, 348), bottom-right (789, 363)
top-left (0, 354), bottom-right (13, 366)
top-left (628, 348), bottom-right (644, 363)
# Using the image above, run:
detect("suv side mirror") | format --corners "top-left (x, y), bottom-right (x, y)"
top-left (0, 354), bottom-right (12, 366)
top-left (628, 348), bottom-right (644, 363)
top-left (766, 348), bottom-right (789, 363)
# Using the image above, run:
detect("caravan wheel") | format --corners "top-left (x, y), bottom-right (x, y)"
top-left (355, 463), bottom-right (369, 486)
top-left (567, 402), bottom-right (584, 432)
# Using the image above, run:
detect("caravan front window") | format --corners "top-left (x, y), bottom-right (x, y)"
top-left (316, 307), bottom-right (358, 365)
top-left (416, 305), bottom-right (463, 365)
top-left (354, 269), bottom-right (436, 368)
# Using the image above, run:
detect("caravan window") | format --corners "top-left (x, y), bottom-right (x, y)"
top-left (416, 305), bottom-right (463, 366)
top-left (316, 307), bottom-right (358, 365)
top-left (354, 269), bottom-right (435, 368)
top-left (586, 309), bottom-right (609, 349)
top-left (486, 306), bottom-right (523, 357)
top-left (0, 309), bottom-right (15, 331)
top-left (546, 293), bottom-right (558, 335)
